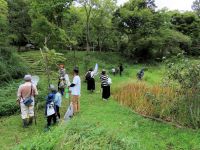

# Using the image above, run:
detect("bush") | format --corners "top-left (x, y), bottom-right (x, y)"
top-left (164, 54), bottom-right (200, 128)
top-left (122, 29), bottom-right (191, 62)
top-left (0, 47), bottom-right (26, 83)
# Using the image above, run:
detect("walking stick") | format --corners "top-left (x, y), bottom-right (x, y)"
top-left (34, 99), bottom-right (37, 125)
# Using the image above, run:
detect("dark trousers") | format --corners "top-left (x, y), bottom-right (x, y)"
top-left (47, 114), bottom-right (56, 127)
top-left (120, 71), bottom-right (122, 76)
top-left (56, 105), bottom-right (60, 119)
top-left (60, 88), bottom-right (64, 96)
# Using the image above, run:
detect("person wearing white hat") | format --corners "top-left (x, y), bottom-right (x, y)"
top-left (17, 75), bottom-right (38, 128)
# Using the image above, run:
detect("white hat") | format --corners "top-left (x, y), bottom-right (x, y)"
top-left (24, 75), bottom-right (32, 81)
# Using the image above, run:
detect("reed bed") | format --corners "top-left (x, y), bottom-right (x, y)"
top-left (114, 82), bottom-right (179, 122)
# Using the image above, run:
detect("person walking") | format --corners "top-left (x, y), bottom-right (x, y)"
top-left (69, 68), bottom-right (81, 115)
top-left (17, 75), bottom-right (38, 128)
top-left (100, 70), bottom-right (111, 101)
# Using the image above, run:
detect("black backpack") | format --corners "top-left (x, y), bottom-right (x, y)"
top-left (85, 72), bottom-right (91, 80)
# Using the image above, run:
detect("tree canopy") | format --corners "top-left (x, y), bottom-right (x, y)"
top-left (0, 0), bottom-right (199, 60)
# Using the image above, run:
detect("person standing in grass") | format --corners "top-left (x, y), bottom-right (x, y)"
top-left (58, 77), bottom-right (66, 96)
top-left (58, 64), bottom-right (66, 78)
top-left (119, 63), bottom-right (124, 76)
top-left (53, 88), bottom-right (62, 120)
top-left (69, 68), bottom-right (81, 115)
top-left (137, 68), bottom-right (145, 80)
top-left (85, 65), bottom-right (98, 93)
top-left (100, 70), bottom-right (111, 101)
top-left (17, 75), bottom-right (38, 128)
top-left (45, 88), bottom-right (57, 128)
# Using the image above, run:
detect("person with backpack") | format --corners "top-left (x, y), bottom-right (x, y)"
top-left (137, 68), bottom-right (145, 80)
top-left (58, 77), bottom-right (66, 96)
top-left (85, 64), bottom-right (98, 93)
top-left (58, 64), bottom-right (66, 78)
top-left (69, 68), bottom-right (81, 115)
top-left (45, 87), bottom-right (57, 128)
top-left (100, 70), bottom-right (111, 101)
top-left (17, 75), bottom-right (38, 128)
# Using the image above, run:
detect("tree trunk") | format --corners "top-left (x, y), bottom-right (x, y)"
top-left (86, 16), bottom-right (90, 51)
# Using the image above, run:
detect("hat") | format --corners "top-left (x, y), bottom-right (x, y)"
top-left (102, 69), bottom-right (106, 75)
top-left (49, 84), bottom-right (57, 91)
top-left (24, 75), bottom-right (32, 81)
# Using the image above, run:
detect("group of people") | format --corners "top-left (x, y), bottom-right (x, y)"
top-left (85, 66), bottom-right (113, 101)
top-left (111, 64), bottom-right (124, 76)
top-left (16, 63), bottom-right (116, 128)
top-left (17, 66), bottom-right (81, 128)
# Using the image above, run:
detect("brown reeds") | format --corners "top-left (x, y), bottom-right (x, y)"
top-left (114, 82), bottom-right (179, 121)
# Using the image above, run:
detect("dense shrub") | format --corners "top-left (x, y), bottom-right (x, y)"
top-left (0, 47), bottom-right (26, 83)
top-left (114, 55), bottom-right (200, 128)
top-left (164, 54), bottom-right (200, 128)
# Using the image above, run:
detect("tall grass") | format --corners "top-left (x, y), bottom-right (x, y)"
top-left (114, 82), bottom-right (181, 123)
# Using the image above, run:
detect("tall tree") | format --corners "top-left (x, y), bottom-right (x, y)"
top-left (76, 0), bottom-right (99, 51)
top-left (192, 0), bottom-right (200, 16)
top-left (29, 0), bottom-right (72, 49)
top-left (90, 0), bottom-right (117, 51)
top-left (0, 0), bottom-right (8, 46)
top-left (7, 0), bottom-right (32, 50)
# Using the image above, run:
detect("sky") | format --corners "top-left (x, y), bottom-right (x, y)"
top-left (117, 0), bottom-right (193, 11)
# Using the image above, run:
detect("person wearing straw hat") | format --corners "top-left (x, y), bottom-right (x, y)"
top-left (17, 75), bottom-right (38, 128)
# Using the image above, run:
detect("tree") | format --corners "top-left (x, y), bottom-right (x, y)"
top-left (90, 0), bottom-right (118, 52)
top-left (30, 0), bottom-right (72, 27)
top-left (192, 0), bottom-right (200, 16)
top-left (76, 0), bottom-right (99, 51)
top-left (29, 0), bottom-right (72, 49)
top-left (170, 11), bottom-right (200, 55)
top-left (39, 46), bottom-right (66, 87)
top-left (0, 0), bottom-right (8, 46)
top-left (7, 0), bottom-right (32, 50)
top-left (113, 0), bottom-right (191, 61)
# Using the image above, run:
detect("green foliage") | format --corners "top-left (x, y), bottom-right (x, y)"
top-left (7, 0), bottom-right (31, 48)
top-left (0, 47), bottom-right (26, 83)
top-left (114, 0), bottom-right (192, 61)
top-left (170, 11), bottom-right (200, 55)
top-left (164, 54), bottom-right (200, 128)
top-left (0, 0), bottom-right (8, 46)
top-left (192, 0), bottom-right (200, 16)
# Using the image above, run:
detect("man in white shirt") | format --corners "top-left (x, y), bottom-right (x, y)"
top-left (69, 68), bottom-right (81, 115)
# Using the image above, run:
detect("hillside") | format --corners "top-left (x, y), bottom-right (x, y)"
top-left (0, 51), bottom-right (199, 150)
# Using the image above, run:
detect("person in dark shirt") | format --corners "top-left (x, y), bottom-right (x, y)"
top-left (119, 63), bottom-right (123, 76)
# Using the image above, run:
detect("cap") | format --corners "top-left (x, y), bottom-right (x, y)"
top-left (24, 75), bottom-right (32, 81)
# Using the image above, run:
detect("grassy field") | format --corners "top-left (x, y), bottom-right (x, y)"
top-left (0, 51), bottom-right (200, 150)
